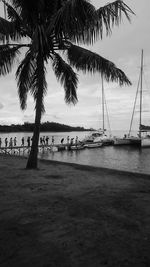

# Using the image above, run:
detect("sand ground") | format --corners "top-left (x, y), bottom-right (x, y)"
top-left (0, 155), bottom-right (150, 267)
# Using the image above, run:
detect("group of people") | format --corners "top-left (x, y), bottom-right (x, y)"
top-left (0, 135), bottom-right (79, 148)
top-left (61, 136), bottom-right (79, 146)
top-left (40, 136), bottom-right (50, 146)
top-left (0, 136), bottom-right (31, 148)
top-left (0, 137), bottom-right (17, 148)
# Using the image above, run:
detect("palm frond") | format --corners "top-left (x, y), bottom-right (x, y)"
top-left (66, 43), bottom-right (131, 86)
top-left (50, 0), bottom-right (96, 43)
top-left (52, 53), bottom-right (78, 105)
top-left (5, 1), bottom-right (27, 37)
top-left (16, 50), bottom-right (36, 109)
top-left (51, 0), bottom-right (134, 45)
top-left (0, 44), bottom-right (20, 75)
top-left (95, 0), bottom-right (135, 38)
top-left (0, 16), bottom-right (23, 42)
top-left (4, 1), bottom-right (21, 21)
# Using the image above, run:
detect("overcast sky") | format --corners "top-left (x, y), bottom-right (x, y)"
top-left (0, 0), bottom-right (150, 132)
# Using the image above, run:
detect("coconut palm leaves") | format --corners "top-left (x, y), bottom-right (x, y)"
top-left (96, 0), bottom-right (134, 37)
top-left (16, 50), bottom-right (36, 109)
top-left (52, 0), bottom-right (134, 43)
top-left (0, 0), bottom-right (134, 168)
top-left (52, 53), bottom-right (78, 104)
top-left (52, 0), bottom-right (96, 42)
top-left (66, 43), bottom-right (131, 86)
top-left (0, 44), bottom-right (20, 75)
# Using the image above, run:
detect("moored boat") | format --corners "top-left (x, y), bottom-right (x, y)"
top-left (130, 50), bottom-right (150, 148)
top-left (82, 75), bottom-right (114, 146)
top-left (82, 130), bottom-right (104, 144)
top-left (114, 135), bottom-right (141, 146)
top-left (114, 136), bottom-right (131, 145)
top-left (84, 142), bottom-right (103, 148)
top-left (69, 144), bottom-right (85, 150)
top-left (94, 134), bottom-right (114, 145)
top-left (114, 50), bottom-right (150, 148)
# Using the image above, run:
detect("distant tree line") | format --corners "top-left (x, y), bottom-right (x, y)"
top-left (0, 121), bottom-right (93, 133)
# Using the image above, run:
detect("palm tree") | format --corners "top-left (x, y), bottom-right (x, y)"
top-left (0, 0), bottom-right (134, 169)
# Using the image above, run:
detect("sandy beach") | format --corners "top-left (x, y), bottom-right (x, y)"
top-left (0, 154), bottom-right (150, 267)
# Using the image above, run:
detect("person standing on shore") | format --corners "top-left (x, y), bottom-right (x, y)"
top-left (70, 138), bottom-right (74, 145)
top-left (43, 136), bottom-right (45, 145)
top-left (5, 138), bottom-right (8, 147)
top-left (14, 137), bottom-right (17, 146)
top-left (21, 137), bottom-right (24, 146)
top-left (40, 137), bottom-right (43, 146)
top-left (67, 136), bottom-right (70, 144)
top-left (46, 136), bottom-right (49, 145)
top-left (75, 136), bottom-right (78, 146)
top-left (27, 137), bottom-right (30, 147)
top-left (51, 136), bottom-right (54, 146)
top-left (61, 138), bottom-right (64, 144)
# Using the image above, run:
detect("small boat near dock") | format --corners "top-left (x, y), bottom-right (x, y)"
top-left (69, 144), bottom-right (85, 150)
top-left (84, 142), bottom-right (103, 148)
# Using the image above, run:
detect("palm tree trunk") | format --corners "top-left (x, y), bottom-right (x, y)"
top-left (26, 95), bottom-right (42, 169)
top-left (26, 55), bottom-right (44, 169)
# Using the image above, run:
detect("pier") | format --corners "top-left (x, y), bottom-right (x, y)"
top-left (0, 143), bottom-right (68, 156)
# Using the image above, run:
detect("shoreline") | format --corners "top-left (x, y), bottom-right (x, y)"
top-left (1, 153), bottom-right (150, 178)
top-left (0, 154), bottom-right (150, 266)
top-left (39, 157), bottom-right (150, 179)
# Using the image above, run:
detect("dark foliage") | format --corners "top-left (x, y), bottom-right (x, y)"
top-left (0, 121), bottom-right (89, 132)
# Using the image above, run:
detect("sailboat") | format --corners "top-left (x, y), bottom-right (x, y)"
top-left (82, 74), bottom-right (114, 147)
top-left (114, 50), bottom-right (150, 147)
top-left (140, 125), bottom-right (150, 147)
top-left (128, 49), bottom-right (150, 147)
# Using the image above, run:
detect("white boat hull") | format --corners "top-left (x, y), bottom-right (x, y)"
top-left (94, 136), bottom-right (114, 145)
top-left (84, 142), bottom-right (103, 148)
top-left (141, 137), bottom-right (150, 147)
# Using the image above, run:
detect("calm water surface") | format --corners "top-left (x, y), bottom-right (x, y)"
top-left (40, 145), bottom-right (150, 175)
top-left (0, 131), bottom-right (150, 175)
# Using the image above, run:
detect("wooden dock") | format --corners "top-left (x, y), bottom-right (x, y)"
top-left (0, 143), bottom-right (68, 156)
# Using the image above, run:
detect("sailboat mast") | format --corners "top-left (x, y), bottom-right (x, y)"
top-left (4, 0), bottom-right (6, 19)
top-left (139, 49), bottom-right (143, 138)
top-left (101, 74), bottom-right (105, 132)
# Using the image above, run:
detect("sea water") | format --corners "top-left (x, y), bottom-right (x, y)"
top-left (0, 131), bottom-right (150, 175)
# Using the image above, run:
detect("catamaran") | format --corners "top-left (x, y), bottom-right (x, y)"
top-left (114, 50), bottom-right (150, 147)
